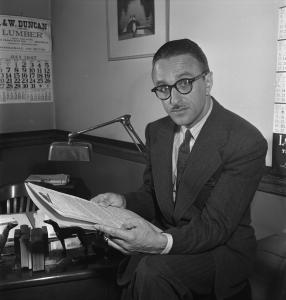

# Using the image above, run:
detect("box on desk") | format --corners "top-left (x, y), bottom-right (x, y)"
top-left (14, 225), bottom-right (48, 272)
top-left (0, 212), bottom-right (52, 271)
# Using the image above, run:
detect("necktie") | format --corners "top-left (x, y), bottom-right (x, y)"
top-left (176, 130), bottom-right (192, 191)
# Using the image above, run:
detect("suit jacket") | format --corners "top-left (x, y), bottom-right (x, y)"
top-left (124, 98), bottom-right (268, 298)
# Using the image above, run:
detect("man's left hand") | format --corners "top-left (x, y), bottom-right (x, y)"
top-left (94, 218), bottom-right (167, 255)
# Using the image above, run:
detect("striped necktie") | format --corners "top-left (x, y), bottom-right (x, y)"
top-left (176, 130), bottom-right (192, 191)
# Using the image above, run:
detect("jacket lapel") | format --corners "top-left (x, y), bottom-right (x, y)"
top-left (173, 100), bottom-right (227, 222)
top-left (152, 119), bottom-right (176, 223)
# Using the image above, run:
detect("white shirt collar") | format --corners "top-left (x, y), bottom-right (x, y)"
top-left (180, 98), bottom-right (213, 140)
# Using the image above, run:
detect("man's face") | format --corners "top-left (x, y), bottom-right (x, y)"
top-left (152, 54), bottom-right (213, 128)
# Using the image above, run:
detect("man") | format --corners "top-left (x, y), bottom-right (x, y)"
top-left (92, 39), bottom-right (267, 300)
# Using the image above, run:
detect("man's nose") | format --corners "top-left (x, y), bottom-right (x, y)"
top-left (169, 87), bottom-right (182, 105)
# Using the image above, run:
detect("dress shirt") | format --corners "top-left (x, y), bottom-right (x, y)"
top-left (161, 98), bottom-right (213, 254)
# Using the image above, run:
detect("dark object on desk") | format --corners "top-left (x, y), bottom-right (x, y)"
top-left (258, 171), bottom-right (286, 197)
top-left (44, 219), bottom-right (89, 257)
top-left (0, 221), bottom-right (18, 262)
top-left (30, 227), bottom-right (48, 272)
top-left (14, 228), bottom-right (21, 268)
top-left (19, 225), bottom-right (31, 269)
top-left (13, 225), bottom-right (48, 271)
top-left (272, 133), bottom-right (286, 177)
top-left (44, 219), bottom-right (109, 260)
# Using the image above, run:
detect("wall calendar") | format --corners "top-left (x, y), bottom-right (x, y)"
top-left (0, 15), bottom-right (53, 104)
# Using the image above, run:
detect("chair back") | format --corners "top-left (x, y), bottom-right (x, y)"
top-left (0, 183), bottom-right (37, 214)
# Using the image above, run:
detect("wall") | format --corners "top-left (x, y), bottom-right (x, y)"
top-left (0, 0), bottom-right (55, 133)
top-left (52, 0), bottom-right (158, 143)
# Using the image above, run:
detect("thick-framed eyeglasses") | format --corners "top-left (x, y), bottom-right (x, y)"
top-left (151, 71), bottom-right (209, 101)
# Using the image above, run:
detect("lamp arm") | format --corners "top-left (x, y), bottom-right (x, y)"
top-left (68, 115), bottom-right (128, 139)
top-left (68, 114), bottom-right (145, 152)
top-left (122, 122), bottom-right (145, 152)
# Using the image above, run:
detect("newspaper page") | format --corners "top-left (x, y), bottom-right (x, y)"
top-left (25, 182), bottom-right (161, 232)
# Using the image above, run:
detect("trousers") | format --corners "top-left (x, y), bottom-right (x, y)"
top-left (118, 252), bottom-right (216, 300)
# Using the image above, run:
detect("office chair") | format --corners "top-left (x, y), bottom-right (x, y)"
top-left (0, 183), bottom-right (37, 214)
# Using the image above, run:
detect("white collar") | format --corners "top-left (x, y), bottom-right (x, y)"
top-left (180, 98), bottom-right (213, 140)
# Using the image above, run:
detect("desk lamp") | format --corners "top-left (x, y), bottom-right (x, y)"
top-left (48, 114), bottom-right (145, 161)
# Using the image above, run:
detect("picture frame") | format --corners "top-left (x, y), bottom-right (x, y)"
top-left (106, 0), bottom-right (169, 61)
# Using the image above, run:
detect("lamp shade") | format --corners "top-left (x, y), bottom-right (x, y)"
top-left (48, 142), bottom-right (92, 161)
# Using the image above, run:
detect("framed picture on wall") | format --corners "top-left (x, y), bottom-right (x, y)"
top-left (106, 0), bottom-right (169, 61)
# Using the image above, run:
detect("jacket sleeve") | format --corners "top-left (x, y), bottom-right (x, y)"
top-left (167, 135), bottom-right (268, 254)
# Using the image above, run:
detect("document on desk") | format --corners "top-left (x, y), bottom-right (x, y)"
top-left (25, 182), bottom-right (161, 232)
top-left (26, 173), bottom-right (70, 185)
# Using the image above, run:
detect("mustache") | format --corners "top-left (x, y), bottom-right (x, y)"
top-left (170, 104), bottom-right (188, 111)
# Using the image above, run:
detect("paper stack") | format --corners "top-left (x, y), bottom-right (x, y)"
top-left (26, 174), bottom-right (70, 186)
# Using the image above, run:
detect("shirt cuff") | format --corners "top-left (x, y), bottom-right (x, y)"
top-left (160, 233), bottom-right (173, 254)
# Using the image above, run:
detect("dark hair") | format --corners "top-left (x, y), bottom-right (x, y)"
top-left (152, 39), bottom-right (210, 72)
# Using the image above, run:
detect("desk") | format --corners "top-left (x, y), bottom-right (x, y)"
top-left (0, 249), bottom-right (122, 300)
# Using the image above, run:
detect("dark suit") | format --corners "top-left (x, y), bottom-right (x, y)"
top-left (122, 99), bottom-right (268, 299)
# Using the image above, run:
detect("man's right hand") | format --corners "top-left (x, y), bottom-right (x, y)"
top-left (90, 193), bottom-right (126, 209)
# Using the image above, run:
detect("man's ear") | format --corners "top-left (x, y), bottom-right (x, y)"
top-left (205, 71), bottom-right (213, 96)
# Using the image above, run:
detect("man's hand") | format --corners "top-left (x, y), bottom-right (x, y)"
top-left (90, 193), bottom-right (126, 208)
top-left (94, 218), bottom-right (167, 255)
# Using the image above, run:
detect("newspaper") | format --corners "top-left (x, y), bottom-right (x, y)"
top-left (25, 182), bottom-right (161, 232)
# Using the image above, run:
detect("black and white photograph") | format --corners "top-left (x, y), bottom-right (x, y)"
top-left (106, 0), bottom-right (169, 60)
top-left (117, 0), bottom-right (155, 40)
top-left (0, 1), bottom-right (285, 300)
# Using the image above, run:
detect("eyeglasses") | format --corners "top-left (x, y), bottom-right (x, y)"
top-left (151, 71), bottom-right (208, 101)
